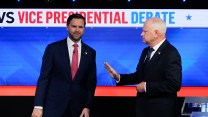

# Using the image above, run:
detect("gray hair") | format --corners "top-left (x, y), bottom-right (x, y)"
top-left (148, 18), bottom-right (167, 34)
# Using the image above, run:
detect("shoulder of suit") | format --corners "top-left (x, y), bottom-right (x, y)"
top-left (162, 42), bottom-right (180, 55)
top-left (47, 38), bottom-right (66, 46)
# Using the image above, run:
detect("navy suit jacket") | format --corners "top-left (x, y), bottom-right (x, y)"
top-left (118, 40), bottom-right (182, 117)
top-left (34, 38), bottom-right (96, 117)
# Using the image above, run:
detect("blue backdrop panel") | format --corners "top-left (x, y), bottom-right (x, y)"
top-left (0, 27), bottom-right (208, 86)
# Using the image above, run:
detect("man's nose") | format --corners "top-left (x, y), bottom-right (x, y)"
top-left (75, 27), bottom-right (79, 31)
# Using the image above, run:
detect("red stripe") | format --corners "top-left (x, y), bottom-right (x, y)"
top-left (0, 86), bottom-right (207, 96)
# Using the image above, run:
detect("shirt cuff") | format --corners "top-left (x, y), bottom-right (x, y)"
top-left (144, 82), bottom-right (147, 92)
top-left (34, 106), bottom-right (43, 109)
top-left (115, 74), bottom-right (120, 83)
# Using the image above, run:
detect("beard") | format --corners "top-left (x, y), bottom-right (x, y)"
top-left (69, 34), bottom-right (83, 43)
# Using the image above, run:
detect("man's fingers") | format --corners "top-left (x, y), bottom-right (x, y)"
top-left (104, 62), bottom-right (113, 71)
top-left (104, 62), bottom-right (118, 79)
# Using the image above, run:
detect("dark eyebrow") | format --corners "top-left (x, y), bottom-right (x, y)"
top-left (71, 25), bottom-right (84, 28)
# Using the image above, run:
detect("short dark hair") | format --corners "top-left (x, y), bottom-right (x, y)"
top-left (67, 14), bottom-right (86, 27)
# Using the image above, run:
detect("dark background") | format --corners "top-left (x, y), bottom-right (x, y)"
top-left (0, 96), bottom-right (185, 117)
top-left (0, 0), bottom-right (204, 116)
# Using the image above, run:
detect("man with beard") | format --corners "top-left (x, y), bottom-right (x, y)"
top-left (31, 14), bottom-right (97, 117)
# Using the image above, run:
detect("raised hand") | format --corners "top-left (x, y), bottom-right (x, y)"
top-left (104, 62), bottom-right (120, 80)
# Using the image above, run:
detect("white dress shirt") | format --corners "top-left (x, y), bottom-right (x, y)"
top-left (67, 37), bottom-right (82, 67)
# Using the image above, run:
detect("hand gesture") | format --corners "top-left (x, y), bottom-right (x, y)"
top-left (104, 62), bottom-right (120, 80)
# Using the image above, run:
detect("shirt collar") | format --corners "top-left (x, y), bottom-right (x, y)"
top-left (152, 39), bottom-right (166, 51)
top-left (67, 36), bottom-right (81, 47)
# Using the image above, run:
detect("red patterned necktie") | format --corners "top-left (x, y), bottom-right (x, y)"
top-left (71, 43), bottom-right (78, 80)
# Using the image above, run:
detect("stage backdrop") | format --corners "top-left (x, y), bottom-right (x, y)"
top-left (0, 9), bottom-right (208, 86)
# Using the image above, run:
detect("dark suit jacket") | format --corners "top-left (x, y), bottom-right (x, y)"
top-left (118, 40), bottom-right (182, 117)
top-left (34, 38), bottom-right (97, 117)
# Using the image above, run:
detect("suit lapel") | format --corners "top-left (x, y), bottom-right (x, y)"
top-left (139, 47), bottom-right (149, 69)
top-left (59, 39), bottom-right (72, 80)
top-left (144, 40), bottom-right (169, 69)
top-left (73, 42), bottom-right (89, 80)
